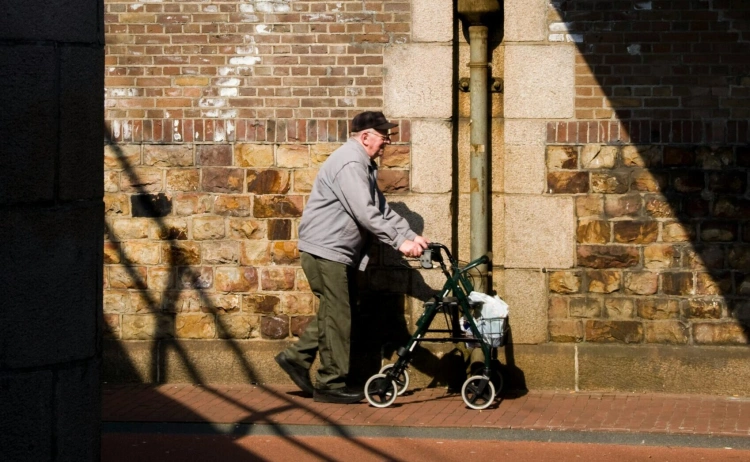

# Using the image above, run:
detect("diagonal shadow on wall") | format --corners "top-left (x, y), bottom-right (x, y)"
top-left (548, 1), bottom-right (750, 343)
top-left (102, 129), bottom-right (450, 461)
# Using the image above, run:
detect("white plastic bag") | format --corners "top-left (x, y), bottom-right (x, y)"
top-left (466, 292), bottom-right (508, 347)
top-left (467, 291), bottom-right (509, 318)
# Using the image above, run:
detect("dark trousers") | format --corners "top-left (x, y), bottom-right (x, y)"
top-left (283, 252), bottom-right (357, 389)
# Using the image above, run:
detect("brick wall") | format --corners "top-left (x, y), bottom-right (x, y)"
top-left (103, 0), bottom-right (413, 343)
top-left (544, 0), bottom-right (750, 345)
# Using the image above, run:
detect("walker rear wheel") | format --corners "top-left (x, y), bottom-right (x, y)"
top-left (379, 364), bottom-right (410, 396)
top-left (461, 375), bottom-right (496, 410)
top-left (365, 373), bottom-right (398, 408)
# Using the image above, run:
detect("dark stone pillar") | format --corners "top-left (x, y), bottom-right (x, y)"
top-left (0, 1), bottom-right (103, 460)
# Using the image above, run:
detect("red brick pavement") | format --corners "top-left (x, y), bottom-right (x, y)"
top-left (103, 384), bottom-right (750, 437)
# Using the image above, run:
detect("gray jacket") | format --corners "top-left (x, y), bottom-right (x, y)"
top-left (298, 138), bottom-right (417, 270)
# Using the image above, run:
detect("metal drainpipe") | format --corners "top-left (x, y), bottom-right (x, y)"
top-left (468, 25), bottom-right (489, 287)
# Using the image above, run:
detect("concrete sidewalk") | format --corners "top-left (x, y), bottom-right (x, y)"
top-left (103, 383), bottom-right (750, 447)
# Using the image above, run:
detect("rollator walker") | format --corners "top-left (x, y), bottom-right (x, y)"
top-left (364, 242), bottom-right (508, 410)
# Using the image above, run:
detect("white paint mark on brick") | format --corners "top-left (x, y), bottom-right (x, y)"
top-left (567, 34), bottom-right (583, 43)
top-left (203, 5), bottom-right (218, 12)
top-left (221, 110), bottom-right (238, 119)
top-left (255, 25), bottom-right (270, 34)
top-left (110, 88), bottom-right (139, 97)
top-left (202, 110), bottom-right (219, 118)
top-left (627, 44), bottom-right (641, 55)
top-left (549, 34), bottom-right (565, 42)
top-left (199, 98), bottom-right (227, 108)
top-left (214, 125), bottom-right (226, 142)
top-left (239, 14), bottom-right (260, 22)
top-left (549, 22), bottom-right (571, 32)
top-left (129, 4), bottom-right (143, 11)
top-left (217, 78), bottom-right (241, 86)
top-left (230, 56), bottom-right (261, 65)
top-left (113, 120), bottom-right (121, 139)
top-left (226, 121), bottom-right (235, 136)
top-left (173, 120), bottom-right (182, 142)
top-left (635, 1), bottom-right (652, 10)
top-left (239, 5), bottom-right (255, 13)
top-left (219, 67), bottom-right (236, 76)
top-left (122, 121), bottom-right (132, 140)
top-left (220, 88), bottom-right (238, 97)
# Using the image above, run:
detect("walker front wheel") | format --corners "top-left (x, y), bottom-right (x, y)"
top-left (461, 375), bottom-right (496, 410)
top-left (365, 373), bottom-right (398, 408)
top-left (379, 364), bottom-right (410, 396)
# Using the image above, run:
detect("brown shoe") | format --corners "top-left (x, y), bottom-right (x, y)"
top-left (274, 352), bottom-right (314, 396)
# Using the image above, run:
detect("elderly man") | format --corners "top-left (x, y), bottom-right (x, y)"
top-left (275, 111), bottom-right (429, 404)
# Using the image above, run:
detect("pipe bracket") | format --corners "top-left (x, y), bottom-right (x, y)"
top-left (458, 77), bottom-right (503, 93)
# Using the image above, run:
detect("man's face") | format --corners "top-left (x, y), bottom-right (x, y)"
top-left (363, 129), bottom-right (391, 159)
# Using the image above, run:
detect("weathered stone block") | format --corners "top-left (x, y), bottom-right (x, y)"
top-left (202, 167), bottom-right (244, 193)
top-left (623, 271), bottom-right (658, 295)
top-left (546, 146), bottom-right (578, 169)
top-left (282, 293), bottom-right (316, 315)
top-left (708, 172), bottom-right (746, 194)
top-left (549, 271), bottom-right (581, 294)
top-left (267, 219), bottom-right (291, 240)
top-left (155, 218), bottom-right (188, 240)
top-left (644, 321), bottom-right (689, 344)
top-left (506, 145), bottom-right (546, 194)
top-left (120, 167), bottom-right (163, 193)
top-left (548, 296), bottom-right (568, 318)
top-left (569, 297), bottom-right (602, 317)
top-left (503, 270), bottom-right (548, 344)
top-left (604, 194), bottom-right (641, 218)
top-left (505, 45), bottom-right (574, 118)
top-left (174, 193), bottom-right (212, 216)
top-left (604, 298), bottom-right (636, 319)
top-left (103, 242), bottom-right (121, 264)
top-left (685, 299), bottom-right (723, 319)
top-left (310, 143), bottom-right (342, 165)
top-left (240, 241), bottom-right (271, 266)
top-left (548, 320), bottom-right (583, 343)
top-left (105, 144), bottom-right (141, 170)
top-left (122, 314), bottom-right (175, 339)
top-left (217, 314), bottom-right (260, 339)
top-left (104, 291), bottom-right (129, 314)
top-left (163, 291), bottom-right (201, 314)
top-left (585, 320), bottom-right (643, 343)
top-left (577, 245), bottom-right (639, 269)
top-left (236, 143), bottom-right (274, 167)
top-left (261, 267), bottom-right (296, 291)
top-left (661, 272), bottom-right (694, 296)
top-left (120, 241), bottom-right (161, 265)
top-left (147, 267), bottom-right (173, 292)
top-left (105, 172), bottom-right (120, 193)
top-left (663, 146), bottom-right (695, 166)
top-left (247, 169), bottom-right (290, 194)
top-left (253, 195), bottom-right (303, 218)
top-left (293, 169), bottom-right (318, 193)
top-left (662, 221), bottom-right (695, 242)
top-left (693, 322), bottom-right (747, 345)
top-left (638, 298), bottom-right (680, 320)
top-left (291, 315), bottom-right (315, 336)
top-left (202, 241), bottom-right (240, 265)
top-left (384, 44), bottom-right (452, 118)
top-left (228, 218), bottom-right (264, 240)
top-left (166, 168), bottom-right (200, 191)
top-left (144, 144), bottom-right (193, 167)
top-left (271, 241), bottom-right (299, 265)
top-left (621, 145), bottom-right (662, 167)
top-left (613, 221), bottom-right (658, 244)
top-left (176, 267), bottom-right (213, 290)
top-left (671, 171), bottom-right (704, 193)
top-left (131, 193), bottom-right (173, 218)
top-left (161, 242), bottom-right (201, 266)
top-left (103, 313), bottom-right (121, 339)
top-left (381, 145), bottom-right (410, 168)
top-left (547, 171), bottom-right (589, 194)
top-left (411, 120), bottom-right (452, 193)
top-left (644, 195), bottom-right (676, 218)
top-left (581, 145), bottom-right (617, 169)
top-left (215, 267), bottom-right (258, 292)
top-left (108, 266), bottom-right (147, 289)
top-left (631, 170), bottom-right (667, 192)
top-left (576, 219), bottom-right (610, 244)
top-left (175, 314), bottom-right (216, 339)
top-left (377, 169), bottom-right (410, 193)
top-left (576, 195), bottom-right (604, 217)
top-left (261, 315), bottom-right (290, 339)
top-left (244, 294), bottom-right (281, 314)
top-left (700, 221), bottom-right (737, 242)
top-left (591, 171), bottom-right (629, 194)
top-left (192, 216), bottom-right (226, 240)
top-left (214, 195), bottom-right (253, 217)
top-left (696, 146), bottom-right (732, 170)
top-left (695, 271), bottom-right (732, 296)
top-left (197, 144), bottom-right (232, 166)
top-left (276, 144), bottom-right (310, 168)
top-left (586, 270), bottom-right (621, 294)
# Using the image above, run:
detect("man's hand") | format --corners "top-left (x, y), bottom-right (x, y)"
top-left (398, 239), bottom-right (424, 258)
top-left (413, 235), bottom-right (430, 250)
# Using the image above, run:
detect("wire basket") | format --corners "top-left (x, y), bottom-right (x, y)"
top-left (475, 317), bottom-right (508, 348)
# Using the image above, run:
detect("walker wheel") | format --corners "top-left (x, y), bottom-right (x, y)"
top-left (365, 373), bottom-right (398, 408)
top-left (379, 364), bottom-right (410, 396)
top-left (461, 375), bottom-right (496, 410)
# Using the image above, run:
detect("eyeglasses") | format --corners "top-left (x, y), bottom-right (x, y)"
top-left (367, 130), bottom-right (397, 141)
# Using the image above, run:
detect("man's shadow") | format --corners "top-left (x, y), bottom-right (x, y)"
top-left (348, 202), bottom-right (527, 395)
